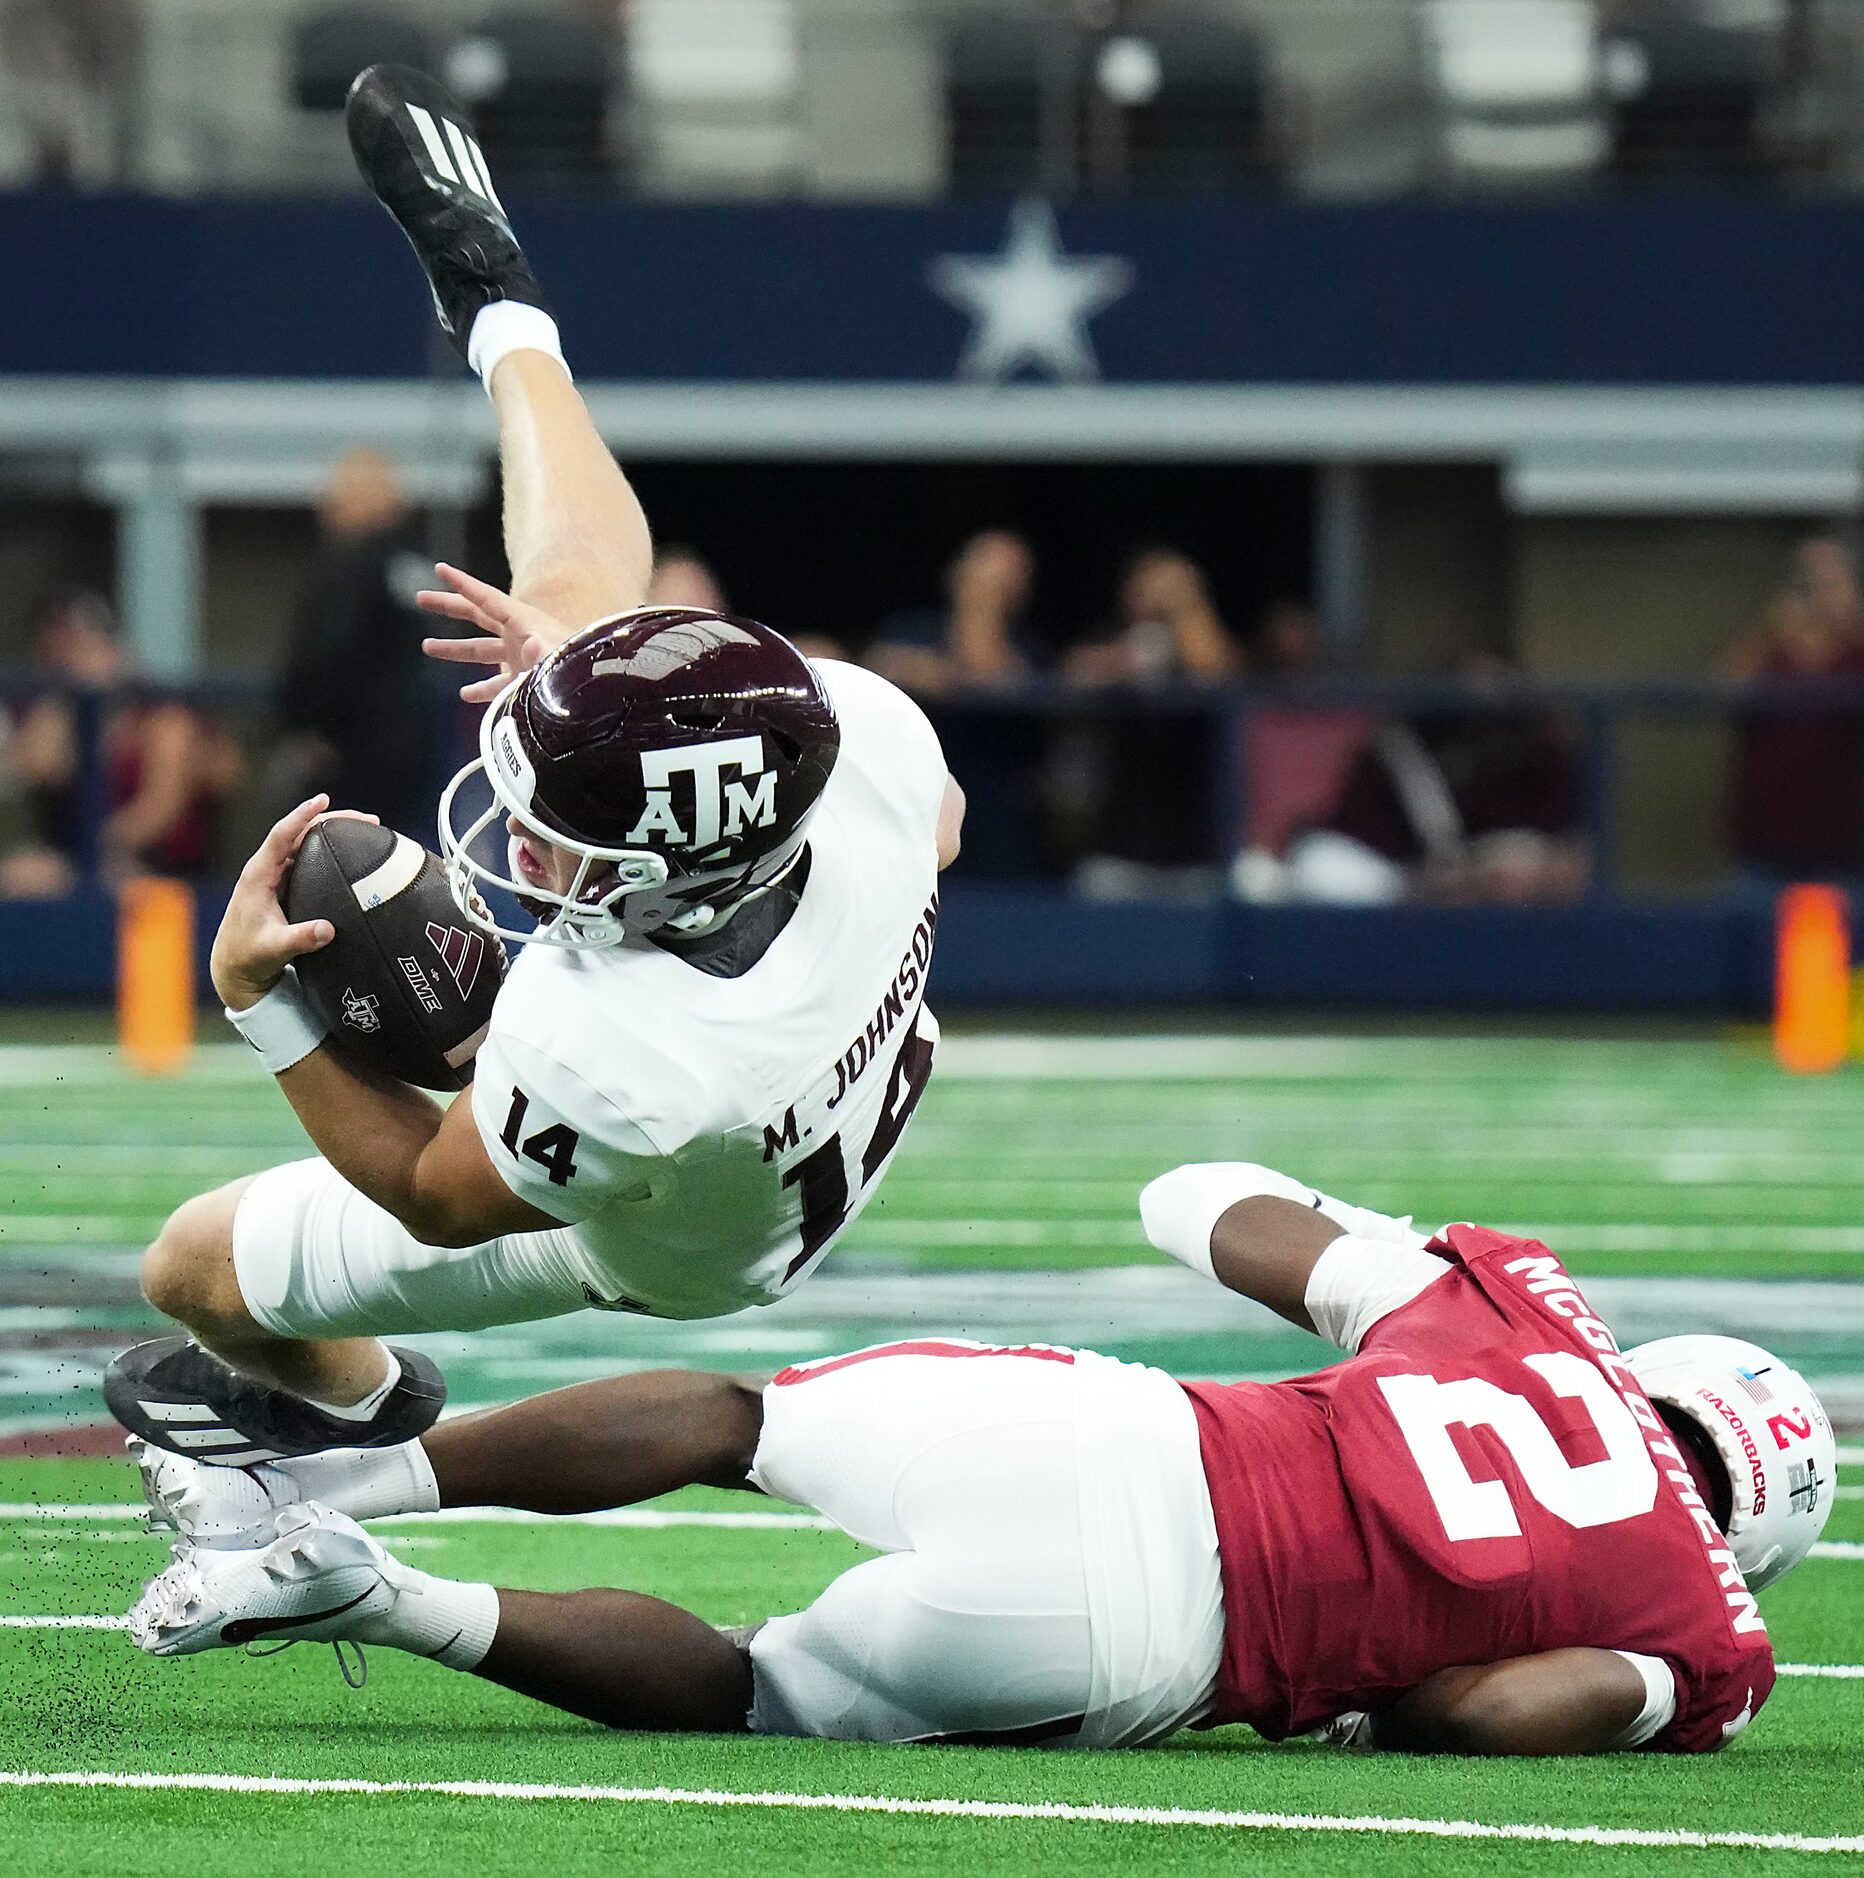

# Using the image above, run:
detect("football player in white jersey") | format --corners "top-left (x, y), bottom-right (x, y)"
top-left (105, 64), bottom-right (963, 1466)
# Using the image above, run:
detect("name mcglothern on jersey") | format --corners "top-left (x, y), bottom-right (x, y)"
top-left (1184, 1228), bottom-right (1775, 1752)
top-left (469, 660), bottom-right (947, 1320)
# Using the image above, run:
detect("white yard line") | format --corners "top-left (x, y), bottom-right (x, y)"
top-left (10, 1613), bottom-right (1862, 1679)
top-left (0, 1031), bottom-right (1845, 1088)
top-left (12, 1614), bottom-right (1862, 1683)
top-left (4, 1502), bottom-right (1859, 1544)
top-left (849, 1219), bottom-right (1864, 1253)
top-left (1513, 1226), bottom-right (1864, 1253)
top-left (0, 1768), bottom-right (1857, 1853)
top-left (0, 1616), bottom-right (126, 1629)
top-left (21, 1212), bottom-right (1857, 1254)
top-left (0, 1504), bottom-right (833, 1530)
top-left (0, 1615), bottom-right (124, 1630)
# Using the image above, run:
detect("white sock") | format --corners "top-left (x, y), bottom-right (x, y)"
top-left (1140, 1161), bottom-right (1426, 1280)
top-left (466, 300), bottom-right (570, 393)
top-left (311, 1351), bottom-right (402, 1423)
top-left (277, 1439), bottom-right (440, 1523)
top-left (360, 1567), bottom-right (499, 1672)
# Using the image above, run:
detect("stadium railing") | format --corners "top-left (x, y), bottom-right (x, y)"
top-left (903, 672), bottom-right (1864, 902)
top-left (5, 669), bottom-right (1861, 901)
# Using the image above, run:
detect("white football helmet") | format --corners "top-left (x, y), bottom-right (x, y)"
top-left (1626, 1334), bottom-right (1836, 1592)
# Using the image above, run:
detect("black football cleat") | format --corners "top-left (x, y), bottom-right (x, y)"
top-left (104, 1335), bottom-right (447, 1464)
top-left (345, 62), bottom-right (549, 356)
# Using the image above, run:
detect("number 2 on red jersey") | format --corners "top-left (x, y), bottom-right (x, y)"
top-left (1379, 1352), bottom-right (1660, 1541)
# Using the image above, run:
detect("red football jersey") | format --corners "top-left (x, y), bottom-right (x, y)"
top-left (1183, 1226), bottom-right (1774, 1751)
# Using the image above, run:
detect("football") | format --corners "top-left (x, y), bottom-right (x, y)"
top-left (282, 817), bottom-right (507, 1091)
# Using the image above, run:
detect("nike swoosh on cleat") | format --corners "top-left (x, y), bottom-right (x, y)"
top-left (220, 1584), bottom-right (378, 1646)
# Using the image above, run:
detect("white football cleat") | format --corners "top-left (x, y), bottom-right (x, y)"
top-left (129, 1503), bottom-right (398, 1667)
top-left (132, 1437), bottom-right (296, 1548)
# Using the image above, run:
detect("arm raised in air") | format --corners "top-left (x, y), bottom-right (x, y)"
top-left (1139, 1162), bottom-right (1440, 1343)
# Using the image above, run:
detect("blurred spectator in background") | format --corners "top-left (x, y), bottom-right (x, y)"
top-left (1065, 548), bottom-right (1243, 896)
top-left (0, 0), bottom-right (137, 183)
top-left (0, 591), bottom-right (241, 897)
top-left (1722, 533), bottom-right (1864, 893)
top-left (867, 531), bottom-right (1042, 875)
top-left (1227, 599), bottom-right (1375, 900)
top-left (1249, 598), bottom-right (1330, 678)
top-left (646, 545), bottom-right (728, 613)
top-left (866, 530), bottom-right (1037, 697)
top-left (1261, 656), bottom-right (1587, 906)
top-left (1063, 546), bottom-right (1243, 687)
top-left (275, 449), bottom-right (446, 837)
top-left (651, 545), bottom-right (844, 660)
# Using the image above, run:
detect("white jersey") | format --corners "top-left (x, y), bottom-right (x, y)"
top-left (468, 660), bottom-right (946, 1320)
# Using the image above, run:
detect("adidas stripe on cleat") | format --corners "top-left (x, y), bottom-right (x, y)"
top-left (345, 62), bottom-right (550, 355)
top-left (402, 100), bottom-right (505, 214)
top-left (105, 1335), bottom-right (446, 1462)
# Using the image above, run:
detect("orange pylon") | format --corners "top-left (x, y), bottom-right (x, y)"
top-left (118, 878), bottom-right (196, 1075)
top-left (1774, 885), bottom-right (1850, 1075)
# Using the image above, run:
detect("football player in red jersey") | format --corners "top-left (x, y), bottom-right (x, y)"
top-left (125, 1163), bottom-right (1834, 1757)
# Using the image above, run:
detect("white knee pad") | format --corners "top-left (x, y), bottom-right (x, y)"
top-left (1139, 1162), bottom-right (1425, 1281)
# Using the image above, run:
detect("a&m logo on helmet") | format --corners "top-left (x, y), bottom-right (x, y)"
top-left (438, 607), bottom-right (839, 947)
top-left (624, 737), bottom-right (779, 851)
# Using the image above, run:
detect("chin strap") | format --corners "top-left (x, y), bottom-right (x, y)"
top-left (658, 841), bottom-right (811, 939)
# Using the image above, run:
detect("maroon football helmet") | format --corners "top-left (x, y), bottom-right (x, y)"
top-left (439, 607), bottom-right (840, 945)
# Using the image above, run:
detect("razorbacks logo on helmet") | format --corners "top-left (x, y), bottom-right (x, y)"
top-left (438, 607), bottom-right (840, 949)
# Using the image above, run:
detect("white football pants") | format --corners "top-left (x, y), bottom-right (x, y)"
top-left (746, 1340), bottom-right (1224, 1750)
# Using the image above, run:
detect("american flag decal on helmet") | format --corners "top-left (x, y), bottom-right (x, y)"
top-left (426, 921), bottom-right (488, 999)
top-left (1735, 1365), bottom-right (1776, 1406)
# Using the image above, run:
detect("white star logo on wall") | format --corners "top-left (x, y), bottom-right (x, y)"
top-left (928, 199), bottom-right (1134, 384)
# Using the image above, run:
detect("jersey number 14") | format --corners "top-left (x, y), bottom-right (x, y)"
top-left (780, 1016), bottom-right (935, 1278)
top-left (499, 1087), bottom-right (581, 1187)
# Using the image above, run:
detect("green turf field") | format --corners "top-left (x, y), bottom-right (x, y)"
top-left (2, 1031), bottom-right (1861, 1872)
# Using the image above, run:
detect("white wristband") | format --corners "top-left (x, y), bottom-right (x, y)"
top-left (466, 301), bottom-right (570, 394)
top-left (1607, 1651), bottom-right (1678, 1749)
top-left (225, 968), bottom-right (329, 1074)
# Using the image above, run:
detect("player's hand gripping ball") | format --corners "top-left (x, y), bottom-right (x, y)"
top-left (283, 817), bottom-right (507, 1090)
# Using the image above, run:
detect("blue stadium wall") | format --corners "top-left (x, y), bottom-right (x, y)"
top-left (1, 192), bottom-right (1844, 1010)
top-left (0, 887), bottom-right (1777, 1015)
top-left (7, 193), bottom-right (1864, 383)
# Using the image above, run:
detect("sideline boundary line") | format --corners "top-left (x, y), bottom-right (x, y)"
top-left (0, 1768), bottom-right (1859, 1854)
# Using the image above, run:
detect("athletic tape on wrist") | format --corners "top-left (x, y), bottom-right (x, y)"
top-left (466, 302), bottom-right (571, 394)
top-left (225, 968), bottom-right (329, 1074)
